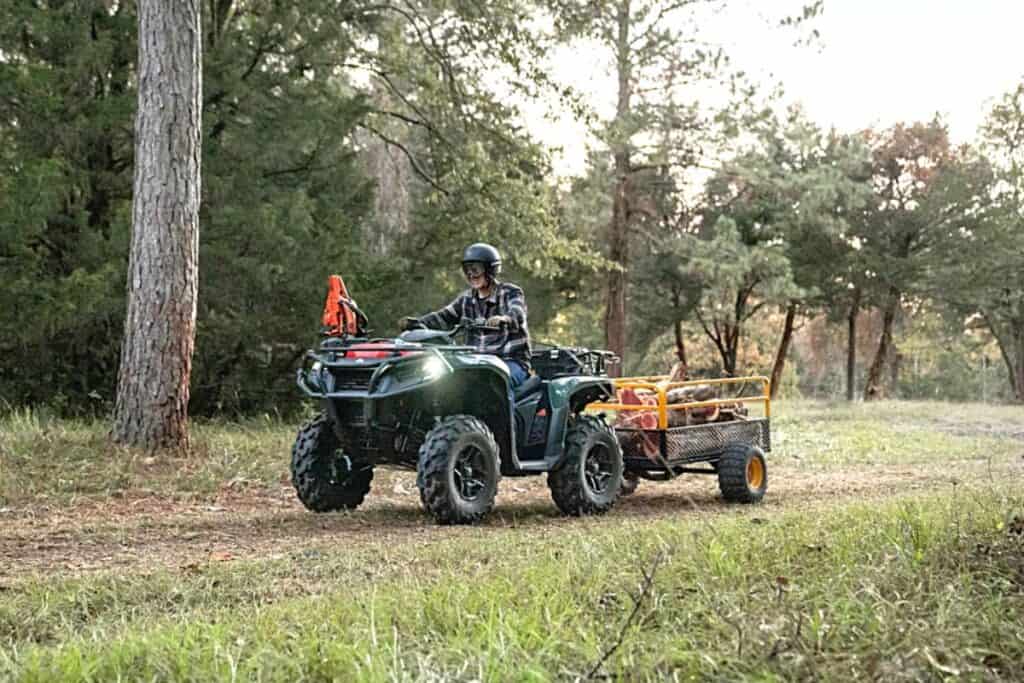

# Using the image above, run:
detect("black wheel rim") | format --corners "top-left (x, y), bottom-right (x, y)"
top-left (452, 445), bottom-right (488, 501)
top-left (326, 449), bottom-right (351, 485)
top-left (584, 443), bottom-right (614, 495)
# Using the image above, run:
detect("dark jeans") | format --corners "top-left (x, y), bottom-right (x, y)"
top-left (503, 359), bottom-right (529, 388)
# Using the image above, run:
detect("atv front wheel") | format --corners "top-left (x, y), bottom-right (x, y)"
top-left (717, 444), bottom-right (767, 503)
top-left (417, 415), bottom-right (501, 525)
top-left (291, 413), bottom-right (373, 512)
top-left (548, 414), bottom-right (623, 516)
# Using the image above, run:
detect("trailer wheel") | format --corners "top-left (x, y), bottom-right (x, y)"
top-left (717, 444), bottom-right (767, 503)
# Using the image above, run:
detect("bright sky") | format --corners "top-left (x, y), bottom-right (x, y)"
top-left (528, 0), bottom-right (1024, 176)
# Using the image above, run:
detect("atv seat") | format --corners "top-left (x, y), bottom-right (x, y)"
top-left (514, 374), bottom-right (543, 400)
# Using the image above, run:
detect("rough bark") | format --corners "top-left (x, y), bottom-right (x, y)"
top-left (769, 303), bottom-right (797, 399)
top-left (673, 319), bottom-right (687, 368)
top-left (889, 350), bottom-right (902, 397)
top-left (864, 287), bottom-right (899, 401)
top-left (112, 0), bottom-right (202, 451)
top-left (984, 311), bottom-right (1024, 402)
top-left (603, 0), bottom-right (632, 375)
top-left (846, 287), bottom-right (860, 401)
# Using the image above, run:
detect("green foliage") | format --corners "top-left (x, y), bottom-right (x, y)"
top-left (0, 0), bottom-right (598, 415)
top-left (927, 82), bottom-right (1024, 401)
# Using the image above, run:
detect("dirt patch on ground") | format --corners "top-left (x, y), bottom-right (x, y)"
top-left (2, 458), bottom-right (1020, 580)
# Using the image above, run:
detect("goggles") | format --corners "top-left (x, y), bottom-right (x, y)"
top-left (462, 262), bottom-right (486, 277)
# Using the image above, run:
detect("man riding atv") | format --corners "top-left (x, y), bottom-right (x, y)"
top-left (400, 243), bottom-right (531, 388)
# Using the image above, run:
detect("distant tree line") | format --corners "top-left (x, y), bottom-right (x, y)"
top-left (1, 1), bottom-right (1021, 419)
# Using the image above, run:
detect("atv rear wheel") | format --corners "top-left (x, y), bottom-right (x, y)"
top-left (548, 414), bottom-right (623, 516)
top-left (717, 444), bottom-right (767, 503)
top-left (417, 415), bottom-right (500, 525)
top-left (291, 413), bottom-right (373, 512)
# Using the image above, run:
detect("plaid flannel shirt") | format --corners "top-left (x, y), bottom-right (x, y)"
top-left (418, 281), bottom-right (532, 368)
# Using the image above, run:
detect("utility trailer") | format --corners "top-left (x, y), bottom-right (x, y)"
top-left (587, 376), bottom-right (771, 503)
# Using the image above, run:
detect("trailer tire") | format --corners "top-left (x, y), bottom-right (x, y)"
top-left (718, 444), bottom-right (767, 503)
top-left (549, 414), bottom-right (623, 515)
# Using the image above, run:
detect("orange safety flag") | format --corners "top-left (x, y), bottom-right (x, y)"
top-left (321, 275), bottom-right (359, 336)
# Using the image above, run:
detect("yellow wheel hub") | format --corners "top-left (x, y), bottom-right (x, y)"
top-left (746, 456), bottom-right (765, 489)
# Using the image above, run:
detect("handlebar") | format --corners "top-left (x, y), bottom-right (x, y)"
top-left (400, 316), bottom-right (507, 335)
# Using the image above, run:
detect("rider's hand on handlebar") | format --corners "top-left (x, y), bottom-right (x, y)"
top-left (485, 315), bottom-right (511, 329)
top-left (398, 316), bottom-right (421, 332)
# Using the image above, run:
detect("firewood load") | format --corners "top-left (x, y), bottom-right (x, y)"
top-left (611, 360), bottom-right (751, 459)
top-left (665, 384), bottom-right (718, 426)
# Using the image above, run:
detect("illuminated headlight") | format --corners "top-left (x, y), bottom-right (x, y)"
top-left (422, 356), bottom-right (447, 380)
top-left (309, 361), bottom-right (326, 390)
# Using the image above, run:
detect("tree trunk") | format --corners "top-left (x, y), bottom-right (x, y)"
top-left (987, 313), bottom-right (1024, 402)
top-left (769, 303), bottom-right (797, 399)
top-left (846, 287), bottom-right (860, 401)
top-left (605, 167), bottom-right (629, 374)
top-left (889, 350), bottom-right (902, 397)
top-left (603, 0), bottom-right (632, 375)
top-left (864, 287), bottom-right (899, 401)
top-left (673, 318), bottom-right (687, 368)
top-left (112, 0), bottom-right (202, 451)
top-left (723, 322), bottom-right (738, 376)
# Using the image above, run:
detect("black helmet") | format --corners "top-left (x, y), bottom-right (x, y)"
top-left (461, 242), bottom-right (502, 277)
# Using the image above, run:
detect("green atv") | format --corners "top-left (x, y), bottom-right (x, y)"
top-left (293, 313), bottom-right (624, 524)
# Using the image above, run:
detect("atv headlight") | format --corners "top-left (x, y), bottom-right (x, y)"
top-left (422, 356), bottom-right (447, 380)
top-left (307, 361), bottom-right (327, 391)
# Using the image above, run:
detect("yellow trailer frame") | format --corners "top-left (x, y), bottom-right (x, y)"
top-left (587, 375), bottom-right (771, 428)
top-left (585, 375), bottom-right (772, 480)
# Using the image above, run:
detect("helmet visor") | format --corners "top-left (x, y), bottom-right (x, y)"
top-left (462, 262), bottom-right (486, 277)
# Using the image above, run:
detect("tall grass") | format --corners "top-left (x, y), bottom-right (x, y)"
top-left (2, 487), bottom-right (1022, 681)
top-left (3, 400), bottom-right (1022, 507)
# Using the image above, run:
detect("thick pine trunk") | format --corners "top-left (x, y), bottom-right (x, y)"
top-left (112, 0), bottom-right (202, 451)
top-left (769, 303), bottom-right (797, 399)
top-left (603, 1), bottom-right (632, 376)
top-left (846, 288), bottom-right (860, 401)
top-left (864, 287), bottom-right (899, 401)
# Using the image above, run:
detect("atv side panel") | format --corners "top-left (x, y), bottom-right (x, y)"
top-left (514, 377), bottom-right (615, 471)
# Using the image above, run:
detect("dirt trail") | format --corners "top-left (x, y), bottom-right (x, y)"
top-left (2, 458), bottom-right (1020, 580)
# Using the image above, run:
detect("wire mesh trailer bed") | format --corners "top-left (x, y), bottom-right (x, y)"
top-left (586, 376), bottom-right (771, 481)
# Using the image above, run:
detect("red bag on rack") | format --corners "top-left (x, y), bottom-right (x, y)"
top-left (321, 275), bottom-right (361, 337)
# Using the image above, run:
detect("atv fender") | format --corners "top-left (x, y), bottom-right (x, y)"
top-left (538, 377), bottom-right (615, 468)
top-left (433, 354), bottom-right (519, 470)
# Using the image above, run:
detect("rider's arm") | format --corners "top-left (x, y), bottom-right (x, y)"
top-left (503, 285), bottom-right (528, 332)
top-left (419, 293), bottom-right (466, 330)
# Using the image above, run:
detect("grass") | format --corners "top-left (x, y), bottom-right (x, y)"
top-left (1, 486), bottom-right (1022, 680)
top-left (0, 409), bottom-right (300, 507)
top-left (772, 399), bottom-right (1024, 467)
top-left (3, 399), bottom-right (1022, 507)
top-left (1, 399), bottom-right (1023, 680)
